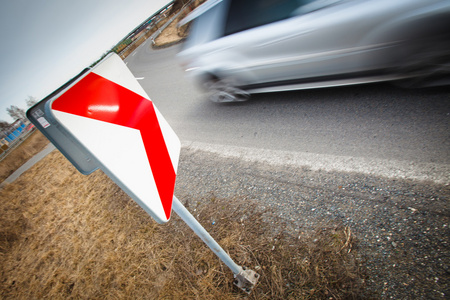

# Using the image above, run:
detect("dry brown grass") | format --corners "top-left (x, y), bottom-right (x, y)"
top-left (0, 151), bottom-right (364, 299)
top-left (0, 130), bottom-right (49, 182)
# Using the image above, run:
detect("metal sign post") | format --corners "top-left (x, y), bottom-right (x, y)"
top-left (172, 196), bottom-right (259, 292)
top-left (27, 53), bottom-right (259, 293)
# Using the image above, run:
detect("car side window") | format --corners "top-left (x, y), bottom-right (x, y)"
top-left (223, 0), bottom-right (316, 36)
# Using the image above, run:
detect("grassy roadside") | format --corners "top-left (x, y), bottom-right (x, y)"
top-left (152, 6), bottom-right (191, 48)
top-left (0, 150), bottom-right (364, 299)
top-left (0, 130), bottom-right (49, 183)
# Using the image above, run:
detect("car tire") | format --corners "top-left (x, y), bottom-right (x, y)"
top-left (204, 77), bottom-right (250, 103)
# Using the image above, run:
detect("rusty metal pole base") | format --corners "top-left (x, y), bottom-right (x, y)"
top-left (233, 266), bottom-right (260, 294)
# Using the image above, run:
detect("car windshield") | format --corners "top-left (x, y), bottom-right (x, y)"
top-left (224, 0), bottom-right (316, 36)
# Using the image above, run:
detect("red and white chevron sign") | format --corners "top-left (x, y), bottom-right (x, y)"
top-left (50, 53), bottom-right (180, 224)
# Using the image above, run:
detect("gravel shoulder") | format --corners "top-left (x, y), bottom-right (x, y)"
top-left (174, 145), bottom-right (450, 299)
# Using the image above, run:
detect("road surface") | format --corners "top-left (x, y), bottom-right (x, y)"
top-left (124, 41), bottom-right (450, 183)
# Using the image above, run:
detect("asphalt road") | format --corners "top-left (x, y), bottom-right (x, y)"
top-left (124, 41), bottom-right (450, 184)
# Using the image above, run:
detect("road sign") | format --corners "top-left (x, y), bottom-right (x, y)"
top-left (27, 52), bottom-right (258, 292)
top-left (48, 53), bottom-right (180, 223)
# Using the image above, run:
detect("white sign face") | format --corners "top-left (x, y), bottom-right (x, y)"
top-left (49, 53), bottom-right (180, 224)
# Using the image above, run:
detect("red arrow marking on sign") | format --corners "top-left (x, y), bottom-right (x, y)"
top-left (52, 72), bottom-right (175, 220)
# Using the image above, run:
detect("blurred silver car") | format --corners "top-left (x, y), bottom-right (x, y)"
top-left (177, 0), bottom-right (450, 102)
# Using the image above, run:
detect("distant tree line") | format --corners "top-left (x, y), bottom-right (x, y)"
top-left (1, 96), bottom-right (37, 130)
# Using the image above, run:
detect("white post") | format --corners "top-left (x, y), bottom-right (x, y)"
top-left (171, 196), bottom-right (259, 293)
top-left (172, 196), bottom-right (241, 274)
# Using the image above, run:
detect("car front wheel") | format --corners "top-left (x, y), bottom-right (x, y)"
top-left (203, 77), bottom-right (250, 103)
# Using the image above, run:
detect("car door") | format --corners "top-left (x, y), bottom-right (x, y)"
top-left (219, 0), bottom-right (422, 85)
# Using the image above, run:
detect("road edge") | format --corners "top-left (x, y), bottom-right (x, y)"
top-left (181, 141), bottom-right (450, 185)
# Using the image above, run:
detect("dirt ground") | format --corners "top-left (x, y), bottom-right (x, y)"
top-left (152, 1), bottom-right (201, 48)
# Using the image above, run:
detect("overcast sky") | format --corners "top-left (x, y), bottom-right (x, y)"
top-left (0, 0), bottom-right (171, 123)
